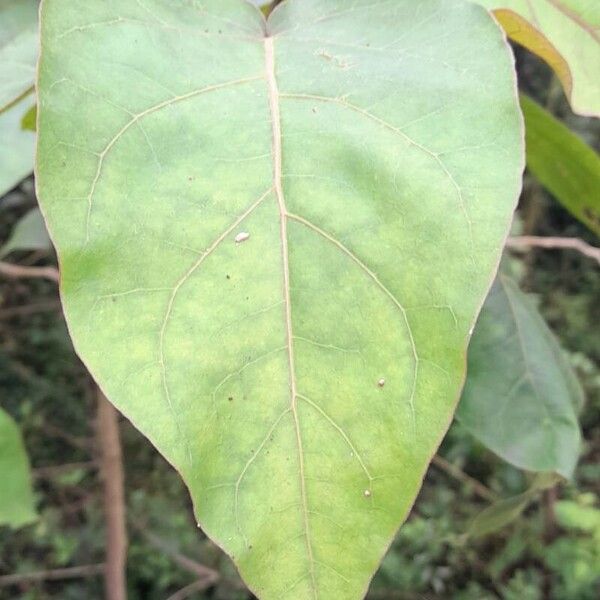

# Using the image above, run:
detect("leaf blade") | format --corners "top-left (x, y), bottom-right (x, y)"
top-left (0, 93), bottom-right (35, 198)
top-left (36, 1), bottom-right (524, 597)
top-left (467, 472), bottom-right (560, 538)
top-left (458, 276), bottom-right (582, 478)
top-left (0, 208), bottom-right (51, 259)
top-left (475, 0), bottom-right (600, 116)
top-left (0, 408), bottom-right (36, 529)
top-left (0, 0), bottom-right (38, 114)
top-left (521, 94), bottom-right (600, 237)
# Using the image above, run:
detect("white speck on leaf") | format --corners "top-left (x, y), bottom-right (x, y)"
top-left (235, 231), bottom-right (250, 244)
top-left (364, 489), bottom-right (371, 498)
top-left (378, 378), bottom-right (385, 388)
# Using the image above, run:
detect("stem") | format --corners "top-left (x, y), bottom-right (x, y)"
top-left (543, 486), bottom-right (558, 542)
top-left (32, 461), bottom-right (97, 479)
top-left (0, 300), bottom-right (61, 320)
top-left (97, 390), bottom-right (128, 600)
top-left (165, 579), bottom-right (216, 600)
top-left (506, 236), bottom-right (600, 265)
top-left (0, 565), bottom-right (105, 587)
top-left (0, 261), bottom-right (59, 282)
top-left (130, 519), bottom-right (219, 584)
top-left (431, 455), bottom-right (498, 502)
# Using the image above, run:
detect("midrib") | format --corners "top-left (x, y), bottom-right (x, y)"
top-left (263, 36), bottom-right (318, 597)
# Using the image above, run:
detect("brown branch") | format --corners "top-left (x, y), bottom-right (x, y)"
top-left (0, 300), bottom-right (61, 320)
top-left (21, 249), bottom-right (53, 266)
top-left (543, 486), bottom-right (559, 543)
top-left (506, 236), bottom-right (600, 265)
top-left (166, 579), bottom-right (216, 600)
top-left (0, 564), bottom-right (105, 587)
top-left (32, 461), bottom-right (97, 479)
top-left (130, 519), bottom-right (219, 585)
top-left (43, 422), bottom-right (93, 452)
top-left (0, 261), bottom-right (59, 282)
top-left (97, 391), bottom-right (128, 600)
top-left (431, 455), bottom-right (498, 502)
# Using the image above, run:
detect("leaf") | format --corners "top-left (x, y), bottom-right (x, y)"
top-left (21, 103), bottom-right (37, 131)
top-left (467, 472), bottom-right (559, 538)
top-left (521, 94), bottom-right (600, 236)
top-left (0, 0), bottom-right (38, 113)
top-left (0, 207), bottom-right (52, 259)
top-left (475, 0), bottom-right (600, 117)
top-left (458, 276), bottom-right (582, 479)
top-left (36, 1), bottom-right (524, 598)
top-left (0, 407), bottom-right (36, 528)
top-left (0, 93), bottom-right (35, 198)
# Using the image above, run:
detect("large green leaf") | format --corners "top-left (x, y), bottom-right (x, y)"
top-left (521, 94), bottom-right (600, 236)
top-left (36, 1), bottom-right (523, 597)
top-left (475, 0), bottom-right (600, 117)
top-left (458, 276), bottom-right (582, 478)
top-left (0, 407), bottom-right (36, 528)
top-left (0, 93), bottom-right (35, 197)
top-left (0, 0), bottom-right (38, 113)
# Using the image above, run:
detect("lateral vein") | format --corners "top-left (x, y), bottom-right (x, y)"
top-left (83, 75), bottom-right (263, 242)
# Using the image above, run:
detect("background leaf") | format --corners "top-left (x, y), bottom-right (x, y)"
top-left (0, 0), bottom-right (38, 114)
top-left (0, 207), bottom-right (51, 259)
top-left (0, 407), bottom-right (36, 529)
top-left (476, 0), bottom-right (600, 117)
top-left (0, 94), bottom-right (36, 198)
top-left (20, 103), bottom-right (37, 131)
top-left (521, 94), bottom-right (600, 236)
top-left (36, 1), bottom-right (523, 597)
top-left (458, 275), bottom-right (582, 479)
top-left (467, 472), bottom-right (560, 538)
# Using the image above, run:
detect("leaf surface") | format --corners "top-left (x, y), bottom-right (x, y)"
top-left (521, 94), bottom-right (600, 236)
top-left (36, 1), bottom-right (523, 597)
top-left (467, 472), bottom-right (559, 538)
top-left (458, 276), bottom-right (582, 478)
top-left (0, 94), bottom-right (35, 197)
top-left (476, 0), bottom-right (600, 116)
top-left (0, 0), bottom-right (38, 113)
top-left (0, 408), bottom-right (36, 528)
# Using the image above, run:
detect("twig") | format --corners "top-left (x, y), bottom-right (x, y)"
top-left (21, 250), bottom-right (52, 266)
top-left (543, 486), bottom-right (559, 543)
top-left (97, 391), bottom-right (128, 600)
top-left (0, 300), bottom-right (61, 319)
top-left (32, 461), bottom-right (97, 479)
top-left (43, 422), bottom-right (93, 452)
top-left (506, 236), bottom-right (600, 265)
top-left (130, 519), bottom-right (219, 584)
top-left (431, 455), bottom-right (498, 502)
top-left (166, 579), bottom-right (216, 600)
top-left (0, 564), bottom-right (105, 587)
top-left (0, 261), bottom-right (59, 282)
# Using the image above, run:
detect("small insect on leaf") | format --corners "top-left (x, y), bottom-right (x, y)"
top-left (235, 231), bottom-right (250, 244)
